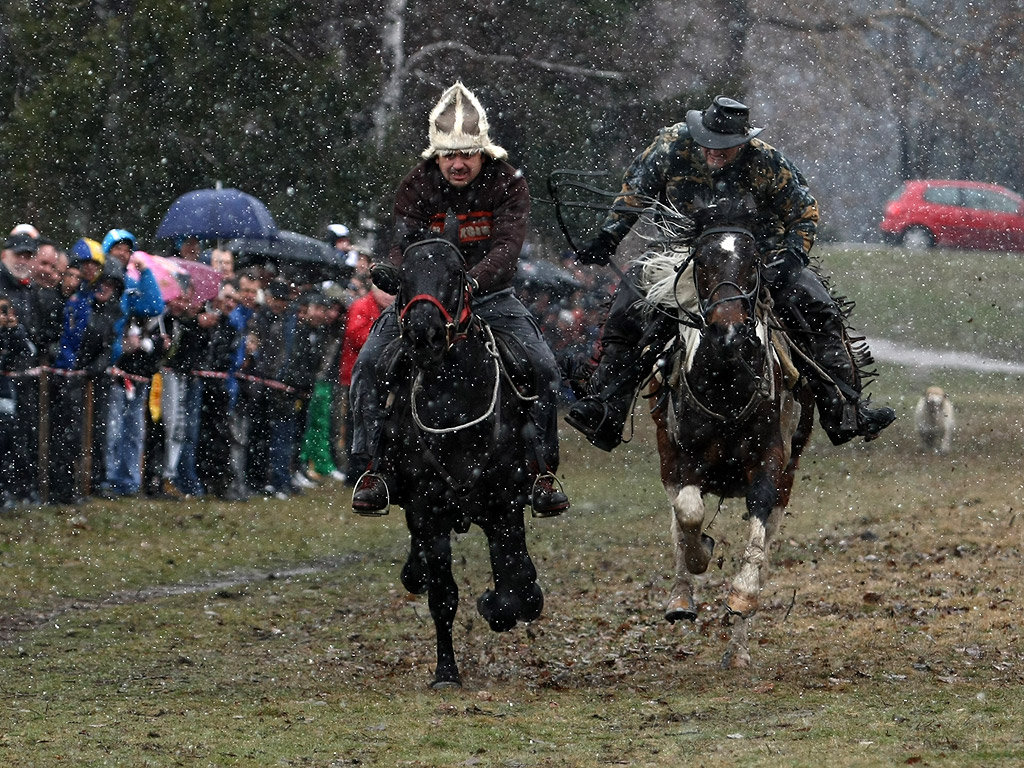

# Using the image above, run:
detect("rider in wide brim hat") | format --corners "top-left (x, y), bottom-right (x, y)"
top-left (685, 95), bottom-right (764, 149)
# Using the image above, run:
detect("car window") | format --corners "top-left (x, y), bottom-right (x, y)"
top-left (962, 188), bottom-right (1020, 214)
top-left (923, 186), bottom-right (961, 206)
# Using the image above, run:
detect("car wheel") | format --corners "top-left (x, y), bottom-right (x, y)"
top-left (901, 226), bottom-right (934, 250)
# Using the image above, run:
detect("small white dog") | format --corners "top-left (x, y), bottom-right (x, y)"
top-left (914, 386), bottom-right (954, 454)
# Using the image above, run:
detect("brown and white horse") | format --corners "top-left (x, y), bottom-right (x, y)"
top-left (642, 202), bottom-right (815, 667)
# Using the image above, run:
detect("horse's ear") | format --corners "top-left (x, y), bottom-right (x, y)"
top-left (397, 224), bottom-right (431, 253)
top-left (442, 209), bottom-right (460, 245)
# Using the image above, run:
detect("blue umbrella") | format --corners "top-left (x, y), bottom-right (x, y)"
top-left (155, 188), bottom-right (278, 240)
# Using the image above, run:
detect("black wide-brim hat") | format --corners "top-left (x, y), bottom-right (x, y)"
top-left (686, 95), bottom-right (764, 149)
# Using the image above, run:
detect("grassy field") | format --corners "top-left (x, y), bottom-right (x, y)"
top-left (2, 246), bottom-right (1023, 767)
top-left (819, 243), bottom-right (1024, 361)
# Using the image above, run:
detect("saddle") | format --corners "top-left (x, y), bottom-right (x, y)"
top-left (489, 327), bottom-right (538, 400)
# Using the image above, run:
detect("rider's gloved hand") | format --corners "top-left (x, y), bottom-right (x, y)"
top-left (370, 262), bottom-right (401, 295)
top-left (761, 248), bottom-right (806, 289)
top-left (576, 231), bottom-right (617, 266)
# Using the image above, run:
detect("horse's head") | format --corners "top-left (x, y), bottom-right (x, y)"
top-left (691, 198), bottom-right (762, 359)
top-left (397, 236), bottom-right (473, 369)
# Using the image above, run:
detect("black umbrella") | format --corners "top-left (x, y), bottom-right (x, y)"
top-left (227, 230), bottom-right (354, 282)
top-left (156, 188), bottom-right (278, 240)
top-left (515, 258), bottom-right (581, 295)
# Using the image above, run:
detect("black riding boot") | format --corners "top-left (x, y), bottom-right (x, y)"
top-left (776, 272), bottom-right (895, 446)
top-left (567, 267), bottom-right (678, 451)
top-left (531, 470), bottom-right (570, 517)
top-left (565, 340), bottom-right (641, 451)
top-left (804, 353), bottom-right (895, 446)
top-left (351, 455), bottom-right (394, 516)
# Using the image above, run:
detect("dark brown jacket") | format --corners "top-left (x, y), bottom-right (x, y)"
top-left (388, 157), bottom-right (529, 295)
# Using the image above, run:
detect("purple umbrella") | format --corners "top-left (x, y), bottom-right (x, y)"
top-left (155, 188), bottom-right (278, 240)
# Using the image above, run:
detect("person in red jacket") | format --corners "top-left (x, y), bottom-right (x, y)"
top-left (337, 284), bottom-right (392, 483)
top-left (349, 81), bottom-right (569, 517)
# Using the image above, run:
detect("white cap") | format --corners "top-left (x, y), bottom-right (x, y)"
top-left (10, 223), bottom-right (40, 239)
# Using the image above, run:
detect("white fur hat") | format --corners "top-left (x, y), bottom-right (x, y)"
top-left (421, 81), bottom-right (507, 160)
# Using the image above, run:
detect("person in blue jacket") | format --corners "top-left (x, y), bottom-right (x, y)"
top-left (98, 229), bottom-right (166, 498)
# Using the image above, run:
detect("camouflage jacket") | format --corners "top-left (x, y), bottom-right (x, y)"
top-left (600, 122), bottom-right (819, 260)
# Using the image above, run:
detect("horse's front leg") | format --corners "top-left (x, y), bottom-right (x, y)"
top-left (665, 484), bottom-right (715, 622)
top-left (401, 523), bottom-right (428, 595)
top-left (729, 472), bottom-right (782, 616)
top-left (656, 420), bottom-right (715, 621)
top-left (477, 506), bottom-right (543, 632)
top-left (722, 473), bottom-right (784, 668)
top-left (422, 528), bottom-right (461, 688)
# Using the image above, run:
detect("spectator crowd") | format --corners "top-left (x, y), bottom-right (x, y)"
top-left (0, 223), bottom-right (608, 510)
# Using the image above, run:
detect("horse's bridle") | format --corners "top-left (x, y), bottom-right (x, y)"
top-left (691, 225), bottom-right (761, 325)
top-left (397, 238), bottom-right (474, 349)
top-left (674, 224), bottom-right (773, 423)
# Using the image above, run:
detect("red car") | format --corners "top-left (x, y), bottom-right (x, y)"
top-left (880, 179), bottom-right (1024, 251)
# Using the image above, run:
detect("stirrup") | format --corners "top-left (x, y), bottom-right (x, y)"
top-left (351, 471), bottom-right (391, 517)
top-left (530, 472), bottom-right (569, 518)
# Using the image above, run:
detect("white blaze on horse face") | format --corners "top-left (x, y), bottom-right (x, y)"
top-left (721, 234), bottom-right (739, 255)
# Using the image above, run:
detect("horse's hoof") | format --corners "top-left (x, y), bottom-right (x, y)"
top-left (519, 583), bottom-right (544, 623)
top-left (400, 557), bottom-right (428, 595)
top-left (431, 679), bottom-right (462, 690)
top-left (664, 594), bottom-right (698, 623)
top-left (685, 533), bottom-right (716, 574)
top-left (477, 589), bottom-right (518, 632)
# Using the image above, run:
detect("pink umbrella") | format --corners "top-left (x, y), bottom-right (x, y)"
top-left (128, 252), bottom-right (221, 310)
top-left (170, 257), bottom-right (221, 308)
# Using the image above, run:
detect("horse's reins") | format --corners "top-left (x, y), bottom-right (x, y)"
top-left (411, 322), bottom-right (502, 435)
top-left (407, 323), bottom-right (502, 498)
top-left (396, 248), bottom-right (522, 496)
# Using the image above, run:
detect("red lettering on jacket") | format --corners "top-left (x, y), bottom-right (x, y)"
top-left (429, 211), bottom-right (493, 244)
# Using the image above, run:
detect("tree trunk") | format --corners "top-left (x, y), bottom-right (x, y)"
top-left (372, 0), bottom-right (408, 150)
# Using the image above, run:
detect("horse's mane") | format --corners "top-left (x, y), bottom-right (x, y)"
top-left (635, 244), bottom-right (697, 317)
top-left (630, 200), bottom-right (697, 316)
top-left (629, 196), bottom-right (760, 317)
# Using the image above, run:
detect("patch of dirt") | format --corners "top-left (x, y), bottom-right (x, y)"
top-left (0, 554), bottom-right (362, 643)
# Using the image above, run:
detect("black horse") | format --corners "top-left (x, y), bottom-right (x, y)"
top-left (375, 236), bottom-right (544, 688)
top-left (642, 201), bottom-right (816, 667)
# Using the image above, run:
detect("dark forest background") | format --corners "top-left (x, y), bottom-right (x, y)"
top-left (0, 0), bottom-right (1019, 254)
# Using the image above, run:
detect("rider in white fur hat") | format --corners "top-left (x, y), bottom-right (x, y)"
top-left (348, 81), bottom-right (569, 518)
top-left (421, 81), bottom-right (508, 160)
